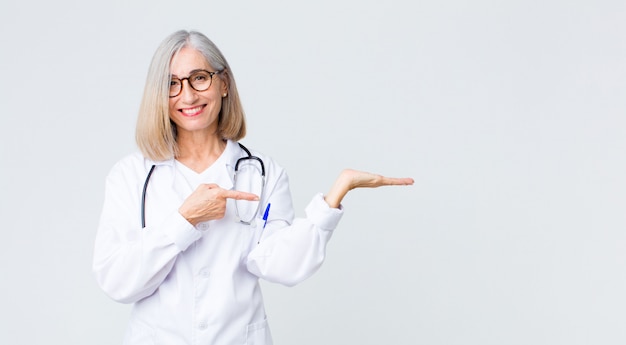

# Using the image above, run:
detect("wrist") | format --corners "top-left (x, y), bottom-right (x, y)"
top-left (178, 207), bottom-right (199, 226)
top-left (325, 180), bottom-right (349, 209)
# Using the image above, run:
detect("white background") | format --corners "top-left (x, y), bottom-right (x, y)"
top-left (1, 1), bottom-right (625, 344)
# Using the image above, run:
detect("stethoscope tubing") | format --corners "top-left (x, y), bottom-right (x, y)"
top-left (141, 164), bottom-right (156, 228)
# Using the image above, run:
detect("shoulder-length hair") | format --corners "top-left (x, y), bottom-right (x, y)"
top-left (135, 30), bottom-right (246, 161)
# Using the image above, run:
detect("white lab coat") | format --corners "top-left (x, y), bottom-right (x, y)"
top-left (93, 140), bottom-right (343, 345)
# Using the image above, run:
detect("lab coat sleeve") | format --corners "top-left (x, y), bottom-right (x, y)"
top-left (93, 159), bottom-right (201, 304)
top-left (246, 193), bottom-right (343, 287)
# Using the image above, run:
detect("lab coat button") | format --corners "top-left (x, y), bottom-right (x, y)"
top-left (200, 270), bottom-right (211, 278)
top-left (197, 222), bottom-right (209, 231)
top-left (198, 322), bottom-right (208, 330)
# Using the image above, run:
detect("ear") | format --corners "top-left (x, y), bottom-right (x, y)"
top-left (220, 70), bottom-right (229, 97)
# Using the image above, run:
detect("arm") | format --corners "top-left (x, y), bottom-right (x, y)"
top-left (93, 160), bottom-right (260, 303)
top-left (93, 163), bottom-right (199, 303)
top-left (247, 168), bottom-right (413, 286)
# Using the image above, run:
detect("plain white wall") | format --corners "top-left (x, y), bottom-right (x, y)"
top-left (1, 1), bottom-right (625, 344)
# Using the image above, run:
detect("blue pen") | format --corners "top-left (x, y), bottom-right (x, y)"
top-left (258, 203), bottom-right (271, 244)
top-left (262, 203), bottom-right (271, 229)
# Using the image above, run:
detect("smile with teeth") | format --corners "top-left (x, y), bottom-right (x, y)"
top-left (180, 105), bottom-right (205, 116)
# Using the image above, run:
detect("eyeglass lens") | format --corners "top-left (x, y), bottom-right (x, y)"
top-left (170, 71), bottom-right (213, 97)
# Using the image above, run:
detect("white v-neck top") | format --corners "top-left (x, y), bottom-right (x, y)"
top-left (174, 159), bottom-right (209, 190)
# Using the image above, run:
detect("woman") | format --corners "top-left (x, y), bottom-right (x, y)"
top-left (93, 30), bottom-right (413, 345)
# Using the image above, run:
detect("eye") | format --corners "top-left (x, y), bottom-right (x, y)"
top-left (170, 79), bottom-right (181, 87)
top-left (193, 73), bottom-right (209, 82)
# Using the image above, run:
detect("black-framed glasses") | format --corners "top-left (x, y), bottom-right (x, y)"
top-left (169, 69), bottom-right (222, 98)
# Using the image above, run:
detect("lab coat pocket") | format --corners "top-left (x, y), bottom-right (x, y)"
top-left (245, 317), bottom-right (272, 345)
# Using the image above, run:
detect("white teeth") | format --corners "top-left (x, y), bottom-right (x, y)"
top-left (182, 106), bottom-right (202, 115)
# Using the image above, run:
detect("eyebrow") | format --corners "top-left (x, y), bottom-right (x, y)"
top-left (170, 69), bottom-right (211, 78)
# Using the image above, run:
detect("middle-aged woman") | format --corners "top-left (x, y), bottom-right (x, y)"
top-left (93, 30), bottom-right (414, 345)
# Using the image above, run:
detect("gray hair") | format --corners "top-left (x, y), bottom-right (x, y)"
top-left (136, 30), bottom-right (246, 161)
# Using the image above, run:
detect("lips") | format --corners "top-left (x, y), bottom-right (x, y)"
top-left (179, 105), bottom-right (205, 117)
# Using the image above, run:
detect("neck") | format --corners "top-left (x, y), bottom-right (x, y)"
top-left (176, 131), bottom-right (227, 173)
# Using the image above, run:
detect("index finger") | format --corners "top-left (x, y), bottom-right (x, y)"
top-left (381, 177), bottom-right (414, 186)
top-left (222, 189), bottom-right (260, 201)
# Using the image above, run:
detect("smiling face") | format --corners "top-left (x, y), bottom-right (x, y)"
top-left (168, 46), bottom-right (228, 138)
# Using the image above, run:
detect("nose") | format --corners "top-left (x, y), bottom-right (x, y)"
top-left (179, 79), bottom-right (198, 103)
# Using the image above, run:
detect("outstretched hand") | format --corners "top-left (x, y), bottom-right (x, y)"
top-left (325, 169), bottom-right (414, 208)
top-left (339, 169), bottom-right (414, 190)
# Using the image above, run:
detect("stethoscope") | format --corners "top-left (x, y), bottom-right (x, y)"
top-left (141, 143), bottom-right (265, 228)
